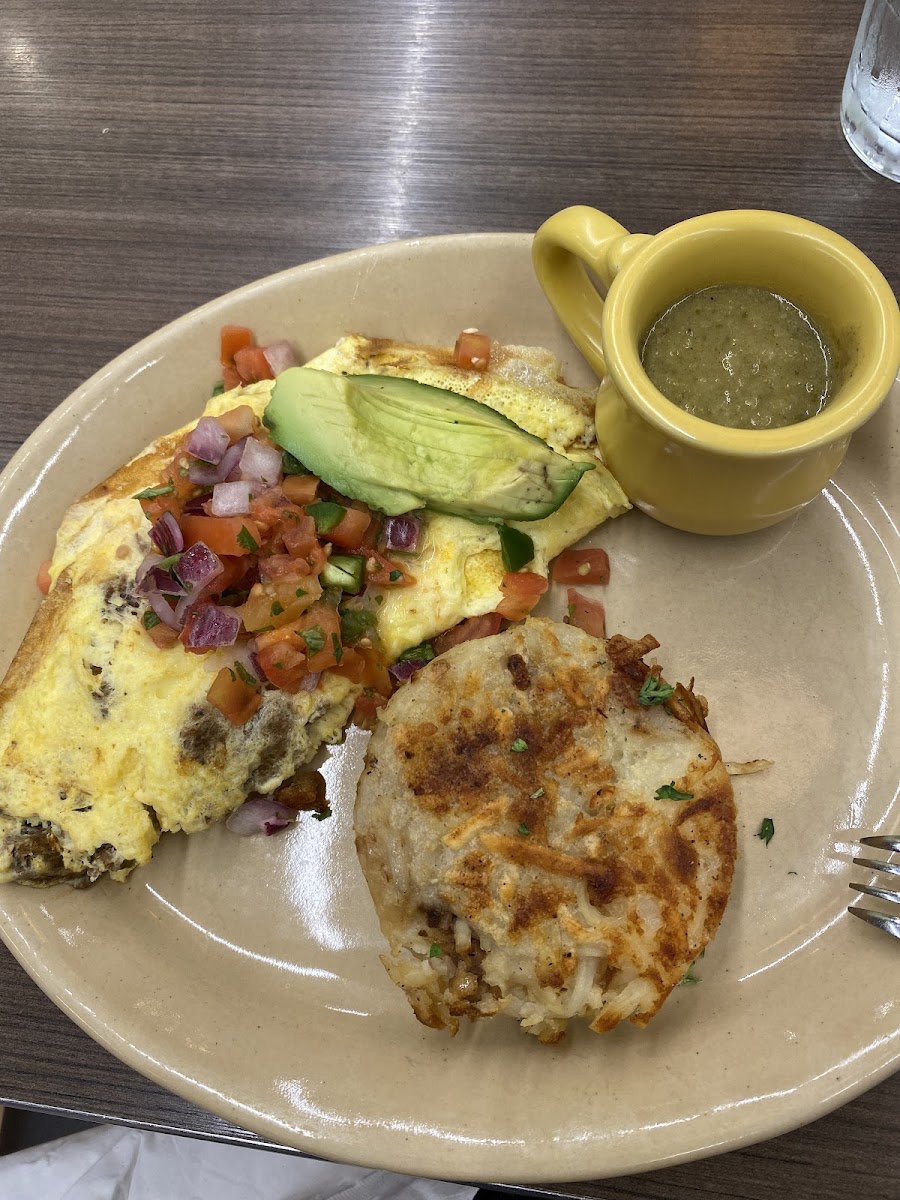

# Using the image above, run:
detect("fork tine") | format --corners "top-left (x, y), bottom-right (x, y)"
top-left (850, 881), bottom-right (900, 904)
top-left (860, 835), bottom-right (900, 853)
top-left (853, 855), bottom-right (900, 876)
top-left (849, 906), bottom-right (900, 939)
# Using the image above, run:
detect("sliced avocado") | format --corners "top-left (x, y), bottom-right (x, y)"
top-left (263, 368), bottom-right (592, 521)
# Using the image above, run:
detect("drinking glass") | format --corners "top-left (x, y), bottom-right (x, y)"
top-left (840, 0), bottom-right (900, 183)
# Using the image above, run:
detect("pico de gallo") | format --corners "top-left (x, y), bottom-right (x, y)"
top-left (117, 325), bottom-right (611, 729)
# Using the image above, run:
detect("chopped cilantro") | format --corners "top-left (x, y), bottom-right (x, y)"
top-left (300, 625), bottom-right (326, 653)
top-left (679, 961), bottom-right (700, 986)
top-left (211, 381), bottom-right (224, 397)
top-left (271, 601), bottom-right (284, 616)
top-left (237, 525), bottom-right (259, 553)
top-left (332, 632), bottom-right (343, 663)
top-left (757, 817), bottom-right (775, 846)
top-left (511, 737), bottom-right (528, 752)
top-left (312, 806), bottom-right (332, 821)
top-left (530, 787), bottom-right (545, 799)
top-left (639, 675), bottom-right (675, 706)
top-left (157, 553), bottom-right (183, 571)
top-left (133, 484), bottom-right (175, 500)
top-left (498, 524), bottom-right (535, 572)
top-left (233, 661), bottom-right (259, 689)
top-left (295, 587), bottom-right (308, 597)
top-left (655, 782), bottom-right (693, 801)
top-left (389, 569), bottom-right (402, 581)
top-left (281, 449), bottom-right (307, 476)
top-left (340, 607), bottom-right (377, 644)
top-left (399, 642), bottom-right (434, 664)
top-left (142, 610), bottom-right (162, 630)
top-left (518, 822), bottom-right (530, 836)
top-left (428, 943), bottom-right (443, 958)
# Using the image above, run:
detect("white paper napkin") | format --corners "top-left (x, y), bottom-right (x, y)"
top-left (0, 1123), bottom-right (480, 1200)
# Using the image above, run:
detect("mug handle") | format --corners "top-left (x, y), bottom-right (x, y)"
top-left (532, 205), bottom-right (651, 378)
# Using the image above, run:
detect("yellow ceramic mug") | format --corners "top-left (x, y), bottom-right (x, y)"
top-left (532, 206), bottom-right (900, 534)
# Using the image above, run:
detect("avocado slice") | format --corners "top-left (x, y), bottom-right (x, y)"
top-left (263, 368), bottom-right (593, 521)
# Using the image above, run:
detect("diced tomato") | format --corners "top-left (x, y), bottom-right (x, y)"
top-left (495, 571), bottom-right (548, 620)
top-left (296, 603), bottom-right (342, 671)
top-left (282, 514), bottom-right (319, 559)
top-left (327, 506), bottom-right (371, 550)
top-left (433, 612), bottom-right (503, 656)
top-left (139, 460), bottom-right (196, 523)
top-left (255, 639), bottom-right (309, 692)
top-left (234, 345), bottom-right (274, 385)
top-left (208, 555), bottom-right (249, 596)
top-left (146, 621), bottom-right (181, 650)
top-left (351, 692), bottom-right (388, 730)
top-left (331, 646), bottom-right (366, 683)
top-left (180, 515), bottom-right (261, 558)
top-left (255, 602), bottom-right (342, 673)
top-left (364, 549), bottom-right (415, 587)
top-left (454, 330), bottom-right (491, 372)
top-left (206, 666), bottom-right (262, 726)
top-left (220, 325), bottom-right (254, 368)
top-left (222, 364), bottom-right (242, 391)
top-left (566, 587), bottom-right (606, 637)
top-left (36, 559), bottom-right (52, 596)
top-left (551, 548), bottom-right (610, 586)
top-left (281, 475), bottom-right (320, 505)
top-left (259, 543), bottom-right (326, 580)
top-left (357, 644), bottom-right (393, 695)
top-left (217, 404), bottom-right (258, 443)
top-left (249, 495), bottom-right (304, 542)
top-left (237, 576), bottom-right (322, 632)
top-left (331, 643), bottom-right (392, 691)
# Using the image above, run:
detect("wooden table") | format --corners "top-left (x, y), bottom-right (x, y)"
top-left (2, 1), bottom-right (898, 1196)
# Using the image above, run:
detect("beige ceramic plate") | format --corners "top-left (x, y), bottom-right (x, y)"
top-left (0, 235), bottom-right (898, 1184)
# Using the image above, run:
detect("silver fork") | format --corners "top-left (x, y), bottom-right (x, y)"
top-left (849, 835), bottom-right (900, 939)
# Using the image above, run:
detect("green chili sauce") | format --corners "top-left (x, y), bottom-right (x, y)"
top-left (641, 285), bottom-right (834, 430)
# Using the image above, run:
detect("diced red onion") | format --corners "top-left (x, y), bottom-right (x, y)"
top-left (174, 591), bottom-right (201, 627)
top-left (383, 515), bottom-right (421, 553)
top-left (211, 480), bottom-right (253, 517)
top-left (186, 416), bottom-right (230, 465)
top-left (174, 541), bottom-right (223, 592)
top-left (262, 341), bottom-right (299, 375)
top-left (183, 492), bottom-right (212, 516)
top-left (148, 511), bottom-right (184, 557)
top-left (188, 437), bottom-right (247, 486)
top-left (148, 592), bottom-right (181, 629)
top-left (388, 658), bottom-right (428, 682)
top-left (181, 603), bottom-right (241, 650)
top-left (135, 551), bottom-right (164, 588)
top-left (300, 671), bottom-right (321, 692)
top-left (239, 438), bottom-right (283, 487)
top-left (225, 797), bottom-right (296, 837)
top-left (137, 566), bottom-right (187, 596)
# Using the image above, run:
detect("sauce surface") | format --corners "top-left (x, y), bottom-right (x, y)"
top-left (641, 285), bottom-right (833, 430)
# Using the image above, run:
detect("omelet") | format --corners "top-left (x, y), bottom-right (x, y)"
top-left (0, 333), bottom-right (627, 886)
top-left (0, 387), bottom-right (357, 886)
top-left (355, 619), bottom-right (737, 1042)
top-left (305, 336), bottom-right (630, 660)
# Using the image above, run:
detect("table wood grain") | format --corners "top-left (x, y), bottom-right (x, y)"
top-left (1, 1), bottom-right (898, 1196)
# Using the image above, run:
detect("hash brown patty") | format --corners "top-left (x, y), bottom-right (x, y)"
top-left (355, 618), bottom-right (736, 1043)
